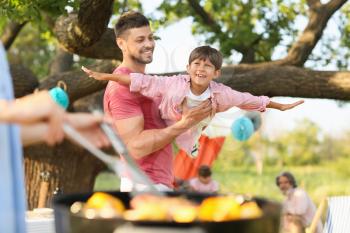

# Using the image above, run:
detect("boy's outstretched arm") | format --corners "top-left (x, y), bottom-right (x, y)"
top-left (267, 99), bottom-right (304, 111)
top-left (81, 66), bottom-right (131, 85)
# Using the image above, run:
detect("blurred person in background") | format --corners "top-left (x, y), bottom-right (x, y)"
top-left (276, 171), bottom-right (322, 233)
top-left (189, 165), bottom-right (219, 193)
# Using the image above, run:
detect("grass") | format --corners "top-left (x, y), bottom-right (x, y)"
top-left (94, 163), bottom-right (350, 206)
top-left (211, 164), bottom-right (350, 205)
top-left (92, 136), bottom-right (350, 230)
top-left (94, 172), bottom-right (120, 191)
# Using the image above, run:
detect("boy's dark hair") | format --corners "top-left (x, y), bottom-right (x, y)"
top-left (275, 171), bottom-right (298, 188)
top-left (114, 11), bottom-right (150, 38)
top-left (188, 46), bottom-right (223, 70)
top-left (198, 165), bottom-right (212, 178)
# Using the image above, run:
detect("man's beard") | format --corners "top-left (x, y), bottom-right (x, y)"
top-left (130, 54), bottom-right (153, 64)
top-left (130, 48), bottom-right (154, 64)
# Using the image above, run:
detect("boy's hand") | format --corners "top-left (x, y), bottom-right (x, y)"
top-left (279, 100), bottom-right (304, 111)
top-left (81, 66), bottom-right (112, 81)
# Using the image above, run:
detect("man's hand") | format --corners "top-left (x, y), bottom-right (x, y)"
top-left (179, 99), bottom-right (212, 129)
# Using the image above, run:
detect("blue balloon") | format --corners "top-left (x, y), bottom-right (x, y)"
top-left (231, 116), bottom-right (254, 141)
top-left (49, 87), bottom-right (69, 109)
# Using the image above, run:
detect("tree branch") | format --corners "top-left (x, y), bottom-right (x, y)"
top-left (49, 47), bottom-right (73, 75)
top-left (161, 64), bottom-right (350, 101)
top-left (219, 65), bottom-right (350, 100)
top-left (10, 64), bottom-right (39, 98)
top-left (38, 61), bottom-right (116, 103)
top-left (187, 0), bottom-right (220, 31)
top-left (1, 22), bottom-right (27, 50)
top-left (77, 0), bottom-right (114, 44)
top-left (186, 0), bottom-right (261, 59)
top-left (306, 0), bottom-right (321, 8)
top-left (54, 0), bottom-right (119, 58)
top-left (279, 0), bottom-right (348, 66)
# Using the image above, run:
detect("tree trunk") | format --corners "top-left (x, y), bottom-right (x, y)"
top-left (1, 21), bottom-right (26, 50)
top-left (24, 140), bottom-right (106, 210)
top-left (23, 90), bottom-right (110, 209)
top-left (49, 48), bottom-right (73, 75)
top-left (10, 63), bottom-right (39, 98)
top-left (39, 61), bottom-right (114, 103)
top-left (23, 89), bottom-right (116, 209)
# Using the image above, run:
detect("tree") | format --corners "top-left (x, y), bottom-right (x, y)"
top-left (270, 119), bottom-right (322, 165)
top-left (1, 0), bottom-right (350, 208)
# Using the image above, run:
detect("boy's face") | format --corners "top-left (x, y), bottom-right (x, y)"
top-left (187, 58), bottom-right (220, 89)
top-left (117, 26), bottom-right (155, 64)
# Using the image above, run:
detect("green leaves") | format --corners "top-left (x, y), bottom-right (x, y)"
top-left (0, 0), bottom-right (77, 23)
top-left (7, 23), bottom-right (58, 78)
top-left (156, 0), bottom-right (306, 62)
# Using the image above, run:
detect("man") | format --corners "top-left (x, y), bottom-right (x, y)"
top-left (276, 171), bottom-right (323, 233)
top-left (189, 165), bottom-right (219, 193)
top-left (104, 11), bottom-right (212, 191)
top-left (0, 42), bottom-right (110, 233)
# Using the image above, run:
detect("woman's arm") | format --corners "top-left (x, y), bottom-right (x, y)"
top-left (2, 91), bottom-right (110, 147)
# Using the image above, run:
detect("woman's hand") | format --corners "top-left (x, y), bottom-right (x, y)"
top-left (1, 91), bottom-right (66, 145)
top-left (64, 113), bottom-right (111, 148)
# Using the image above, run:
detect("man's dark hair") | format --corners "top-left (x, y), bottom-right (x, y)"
top-left (275, 171), bottom-right (297, 188)
top-left (198, 165), bottom-right (212, 178)
top-left (114, 11), bottom-right (150, 38)
top-left (188, 46), bottom-right (223, 70)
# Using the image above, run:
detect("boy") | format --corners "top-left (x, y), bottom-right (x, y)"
top-left (83, 46), bottom-right (303, 158)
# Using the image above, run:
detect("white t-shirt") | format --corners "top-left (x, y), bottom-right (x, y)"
top-left (186, 87), bottom-right (211, 107)
top-left (185, 88), bottom-right (211, 126)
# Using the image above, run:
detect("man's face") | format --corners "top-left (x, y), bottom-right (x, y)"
top-left (118, 26), bottom-right (155, 64)
top-left (278, 176), bottom-right (293, 195)
top-left (186, 58), bottom-right (220, 90)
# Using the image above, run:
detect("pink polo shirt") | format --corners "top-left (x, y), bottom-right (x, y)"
top-left (103, 67), bottom-right (173, 188)
top-left (129, 73), bottom-right (270, 154)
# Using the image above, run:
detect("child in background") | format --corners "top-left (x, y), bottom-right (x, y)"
top-left (82, 46), bottom-right (303, 158)
top-left (189, 165), bottom-right (219, 193)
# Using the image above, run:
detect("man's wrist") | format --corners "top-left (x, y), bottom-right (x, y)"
top-left (166, 120), bottom-right (189, 137)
